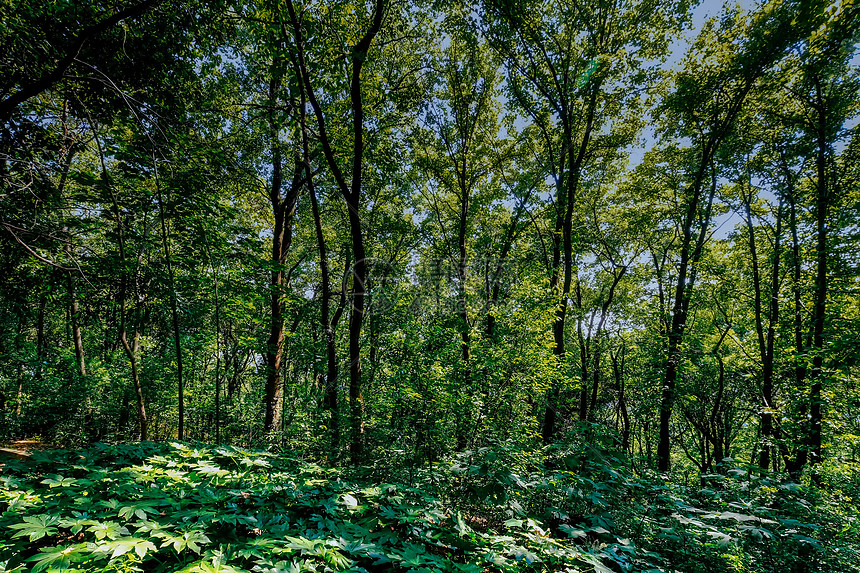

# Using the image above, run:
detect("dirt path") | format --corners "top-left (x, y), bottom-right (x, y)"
top-left (0, 439), bottom-right (54, 460)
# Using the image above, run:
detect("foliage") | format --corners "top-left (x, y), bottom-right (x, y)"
top-left (1, 1), bottom-right (860, 571)
top-left (2, 442), bottom-right (859, 572)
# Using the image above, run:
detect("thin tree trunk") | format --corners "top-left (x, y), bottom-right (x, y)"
top-left (14, 322), bottom-right (24, 416)
top-left (808, 77), bottom-right (829, 470)
top-left (120, 320), bottom-right (147, 440)
top-left (285, 0), bottom-right (384, 463)
top-left (153, 161), bottom-right (185, 440)
top-left (67, 269), bottom-right (87, 379)
top-left (657, 169), bottom-right (718, 472)
top-left (200, 228), bottom-right (222, 444)
top-left (744, 186), bottom-right (783, 472)
top-left (783, 180), bottom-right (808, 477)
top-left (16, 376), bottom-right (24, 417)
top-left (543, 84), bottom-right (601, 444)
top-left (455, 175), bottom-right (472, 451)
top-left (264, 120), bottom-right (286, 434)
top-left (346, 207), bottom-right (367, 464)
top-left (214, 276), bottom-right (221, 444)
top-left (611, 344), bottom-right (630, 453)
top-left (262, 73), bottom-right (302, 435)
top-left (577, 307), bottom-right (592, 421)
top-left (36, 288), bottom-right (47, 379)
top-left (93, 121), bottom-right (148, 442)
top-left (294, 59), bottom-right (344, 459)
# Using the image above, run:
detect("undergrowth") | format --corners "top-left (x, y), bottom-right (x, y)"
top-left (0, 440), bottom-right (857, 572)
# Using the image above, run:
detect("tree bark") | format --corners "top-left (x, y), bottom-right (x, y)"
top-left (455, 169), bottom-right (472, 451)
top-left (807, 76), bottom-right (829, 470)
top-left (657, 168), bottom-right (718, 472)
top-left (154, 164), bottom-right (185, 439)
top-left (744, 185), bottom-right (783, 472)
top-left (285, 0), bottom-right (385, 463)
top-left (262, 73), bottom-right (302, 435)
top-left (67, 272), bottom-right (87, 379)
top-left (611, 343), bottom-right (630, 453)
top-left (296, 62), bottom-right (345, 457)
top-left (542, 84), bottom-right (600, 444)
top-left (120, 318), bottom-right (147, 440)
top-left (783, 180), bottom-right (808, 477)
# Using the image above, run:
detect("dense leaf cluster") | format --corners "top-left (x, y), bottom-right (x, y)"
top-left (1, 441), bottom-right (858, 572)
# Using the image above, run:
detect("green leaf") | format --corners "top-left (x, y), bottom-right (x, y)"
top-left (177, 560), bottom-right (248, 573)
top-left (25, 545), bottom-right (85, 573)
top-left (559, 524), bottom-right (587, 539)
top-left (157, 530), bottom-right (212, 554)
top-left (40, 475), bottom-right (78, 489)
top-left (8, 515), bottom-right (59, 541)
top-left (58, 512), bottom-right (97, 534)
top-left (87, 521), bottom-right (130, 541)
top-left (117, 500), bottom-right (162, 521)
top-left (94, 537), bottom-right (157, 560)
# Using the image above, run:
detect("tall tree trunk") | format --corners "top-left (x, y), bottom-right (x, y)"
top-left (95, 125), bottom-right (148, 442)
top-left (346, 206), bottom-right (367, 464)
top-left (154, 166), bottom-right (185, 440)
top-left (66, 270), bottom-right (87, 379)
top-left (14, 322), bottom-right (25, 417)
top-left (200, 227), bottom-right (222, 444)
top-left (783, 181), bottom-right (808, 477)
top-left (263, 125), bottom-right (286, 434)
top-left (611, 343), bottom-right (630, 453)
top-left (36, 287), bottom-right (47, 379)
top-left (312, 190), bottom-right (348, 458)
top-left (214, 278), bottom-right (221, 444)
top-left (576, 308), bottom-right (592, 421)
top-left (120, 317), bottom-right (147, 441)
top-left (542, 85), bottom-right (600, 444)
top-left (286, 0), bottom-right (384, 463)
top-left (807, 77), bottom-right (829, 470)
top-left (657, 169), bottom-right (718, 472)
top-left (263, 73), bottom-right (302, 435)
top-left (16, 372), bottom-right (24, 417)
top-left (294, 60), bottom-right (344, 459)
top-left (455, 174), bottom-right (472, 451)
top-left (744, 186), bottom-right (783, 472)
top-left (589, 341), bottom-right (602, 421)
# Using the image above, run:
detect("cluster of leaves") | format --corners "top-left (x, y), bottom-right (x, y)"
top-left (2, 441), bottom-right (859, 572)
top-left (0, 442), bottom-right (617, 572)
top-left (375, 433), bottom-right (860, 573)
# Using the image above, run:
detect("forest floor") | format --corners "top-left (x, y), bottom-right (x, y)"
top-left (0, 438), bottom-right (55, 462)
top-left (0, 441), bottom-right (857, 572)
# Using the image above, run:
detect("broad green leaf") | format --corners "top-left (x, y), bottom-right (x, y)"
top-left (25, 544), bottom-right (85, 573)
top-left (87, 521), bottom-right (130, 540)
top-left (94, 537), bottom-right (157, 559)
top-left (8, 515), bottom-right (59, 541)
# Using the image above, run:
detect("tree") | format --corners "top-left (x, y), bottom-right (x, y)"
top-left (650, 0), bottom-right (831, 472)
top-left (481, 0), bottom-right (687, 444)
top-left (412, 21), bottom-right (506, 449)
top-left (284, 0), bottom-right (387, 462)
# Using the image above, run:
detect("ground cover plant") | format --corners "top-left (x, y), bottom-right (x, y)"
top-left (2, 441), bottom-right (858, 573)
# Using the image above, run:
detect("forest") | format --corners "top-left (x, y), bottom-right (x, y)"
top-left (1, 0), bottom-right (859, 571)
